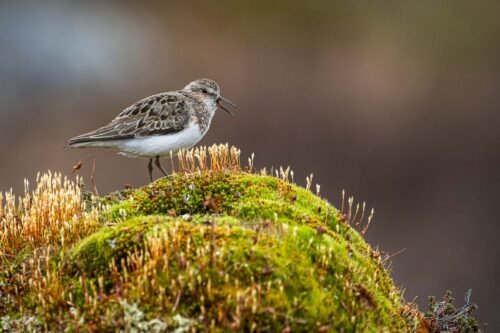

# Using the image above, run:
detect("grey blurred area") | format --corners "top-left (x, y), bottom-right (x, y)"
top-left (1, 0), bottom-right (499, 329)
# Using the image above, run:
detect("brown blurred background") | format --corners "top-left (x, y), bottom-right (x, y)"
top-left (1, 0), bottom-right (499, 329)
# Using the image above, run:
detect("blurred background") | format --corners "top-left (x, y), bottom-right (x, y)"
top-left (1, 0), bottom-right (499, 329)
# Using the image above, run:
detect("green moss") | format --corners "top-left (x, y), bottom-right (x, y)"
top-left (104, 172), bottom-right (348, 234)
top-left (68, 215), bottom-right (412, 331)
top-left (3, 171), bottom-right (419, 332)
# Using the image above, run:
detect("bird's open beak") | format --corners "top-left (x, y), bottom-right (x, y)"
top-left (217, 96), bottom-right (237, 116)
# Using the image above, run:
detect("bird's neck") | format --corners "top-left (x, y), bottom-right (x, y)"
top-left (193, 96), bottom-right (217, 134)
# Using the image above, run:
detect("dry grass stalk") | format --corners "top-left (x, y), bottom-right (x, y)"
top-left (338, 191), bottom-right (375, 235)
top-left (0, 172), bottom-right (101, 261)
top-left (177, 144), bottom-right (241, 173)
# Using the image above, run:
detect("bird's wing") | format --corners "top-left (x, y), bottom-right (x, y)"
top-left (69, 92), bottom-right (192, 145)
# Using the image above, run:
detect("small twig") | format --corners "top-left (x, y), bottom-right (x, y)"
top-left (170, 150), bottom-right (175, 174)
top-left (172, 290), bottom-right (182, 313)
top-left (91, 158), bottom-right (99, 197)
top-left (383, 248), bottom-right (406, 263)
top-left (352, 203), bottom-right (360, 227)
top-left (361, 208), bottom-right (375, 235)
top-left (341, 190), bottom-right (345, 213)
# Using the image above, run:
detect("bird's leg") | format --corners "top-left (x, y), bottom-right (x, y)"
top-left (155, 156), bottom-right (168, 176)
top-left (147, 158), bottom-right (153, 182)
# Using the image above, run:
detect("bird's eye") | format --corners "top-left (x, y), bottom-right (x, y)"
top-left (202, 88), bottom-right (208, 94)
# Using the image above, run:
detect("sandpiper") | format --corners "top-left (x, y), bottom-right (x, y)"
top-left (69, 79), bottom-right (236, 181)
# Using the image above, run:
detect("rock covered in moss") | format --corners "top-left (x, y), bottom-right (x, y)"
top-left (1, 171), bottom-right (419, 332)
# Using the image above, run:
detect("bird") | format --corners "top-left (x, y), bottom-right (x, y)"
top-left (69, 79), bottom-right (236, 182)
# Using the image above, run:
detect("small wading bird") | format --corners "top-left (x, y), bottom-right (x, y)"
top-left (69, 79), bottom-right (236, 181)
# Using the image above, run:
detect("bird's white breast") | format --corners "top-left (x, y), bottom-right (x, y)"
top-left (115, 122), bottom-right (203, 157)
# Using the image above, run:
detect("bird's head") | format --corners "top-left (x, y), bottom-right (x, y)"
top-left (184, 79), bottom-right (237, 115)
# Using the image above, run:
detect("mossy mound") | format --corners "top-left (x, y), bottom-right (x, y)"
top-left (1, 171), bottom-right (419, 332)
